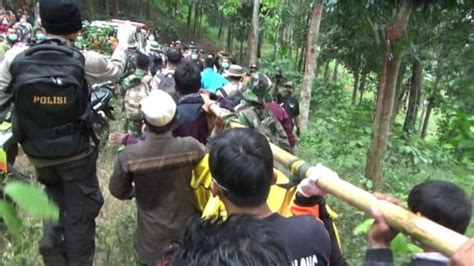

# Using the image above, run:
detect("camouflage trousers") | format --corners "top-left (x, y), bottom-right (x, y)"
top-left (124, 119), bottom-right (143, 137)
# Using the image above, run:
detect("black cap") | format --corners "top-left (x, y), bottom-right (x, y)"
top-left (40, 0), bottom-right (82, 35)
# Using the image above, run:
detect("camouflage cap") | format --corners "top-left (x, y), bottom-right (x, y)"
top-left (243, 73), bottom-right (273, 104)
top-left (284, 81), bottom-right (294, 88)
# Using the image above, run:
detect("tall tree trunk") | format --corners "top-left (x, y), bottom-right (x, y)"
top-left (257, 30), bottom-right (263, 59)
top-left (420, 71), bottom-right (441, 138)
top-left (403, 60), bottom-right (423, 134)
top-left (198, 7), bottom-right (203, 38)
top-left (105, 0), bottom-right (110, 17)
top-left (138, 0), bottom-right (145, 18)
top-left (187, 4), bottom-right (193, 40)
top-left (226, 25), bottom-right (233, 53)
top-left (294, 47), bottom-right (300, 69)
top-left (418, 95), bottom-right (427, 132)
top-left (248, 0), bottom-right (260, 65)
top-left (323, 61), bottom-right (330, 81)
top-left (391, 60), bottom-right (408, 124)
top-left (88, 0), bottom-right (94, 18)
top-left (147, 0), bottom-right (152, 20)
top-left (298, 44), bottom-right (306, 72)
top-left (358, 69), bottom-right (368, 105)
top-left (288, 28), bottom-right (294, 59)
top-left (114, 0), bottom-right (120, 17)
top-left (351, 70), bottom-right (360, 105)
top-left (315, 63), bottom-right (322, 79)
top-left (299, 0), bottom-right (325, 131)
top-left (218, 13), bottom-right (224, 38)
top-left (240, 35), bottom-right (244, 63)
top-left (333, 60), bottom-right (340, 82)
top-left (420, 100), bottom-right (433, 139)
top-left (193, 5), bottom-right (199, 40)
top-left (365, 0), bottom-right (413, 189)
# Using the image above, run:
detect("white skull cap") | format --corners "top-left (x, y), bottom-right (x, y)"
top-left (140, 90), bottom-right (177, 127)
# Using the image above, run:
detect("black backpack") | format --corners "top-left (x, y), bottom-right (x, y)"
top-left (156, 69), bottom-right (178, 102)
top-left (9, 42), bottom-right (95, 159)
top-left (217, 87), bottom-right (243, 109)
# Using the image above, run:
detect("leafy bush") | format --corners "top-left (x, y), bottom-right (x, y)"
top-left (0, 177), bottom-right (59, 264)
top-left (438, 110), bottom-right (474, 163)
top-left (95, 204), bottom-right (137, 265)
top-left (0, 180), bottom-right (59, 236)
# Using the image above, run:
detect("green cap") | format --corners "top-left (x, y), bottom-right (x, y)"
top-left (284, 81), bottom-right (294, 88)
top-left (243, 73), bottom-right (272, 104)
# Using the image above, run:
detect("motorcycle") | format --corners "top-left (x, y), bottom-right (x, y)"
top-left (90, 81), bottom-right (116, 148)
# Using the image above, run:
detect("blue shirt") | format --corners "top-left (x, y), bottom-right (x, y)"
top-left (201, 68), bottom-right (228, 93)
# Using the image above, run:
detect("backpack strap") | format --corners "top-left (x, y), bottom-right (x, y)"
top-left (217, 88), bottom-right (228, 98)
top-left (83, 100), bottom-right (100, 147)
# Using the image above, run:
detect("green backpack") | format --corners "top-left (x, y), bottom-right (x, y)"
top-left (239, 107), bottom-right (291, 152)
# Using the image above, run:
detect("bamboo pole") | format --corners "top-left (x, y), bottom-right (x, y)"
top-left (209, 109), bottom-right (470, 257)
top-left (268, 141), bottom-right (468, 257)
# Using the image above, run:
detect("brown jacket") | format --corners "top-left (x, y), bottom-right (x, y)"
top-left (109, 131), bottom-right (206, 263)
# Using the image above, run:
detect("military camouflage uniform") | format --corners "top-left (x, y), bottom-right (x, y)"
top-left (238, 72), bottom-right (291, 152)
top-left (239, 106), bottom-right (291, 152)
top-left (123, 70), bottom-right (152, 136)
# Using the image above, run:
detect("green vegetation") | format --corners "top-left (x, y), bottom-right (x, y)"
top-left (0, 0), bottom-right (472, 264)
top-left (297, 77), bottom-right (473, 264)
top-left (0, 177), bottom-right (59, 264)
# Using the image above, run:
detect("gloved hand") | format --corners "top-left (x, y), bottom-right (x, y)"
top-left (297, 163), bottom-right (339, 197)
top-left (116, 22), bottom-right (135, 46)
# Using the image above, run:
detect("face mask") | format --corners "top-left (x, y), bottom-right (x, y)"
top-left (36, 33), bottom-right (46, 42)
top-left (191, 54), bottom-right (198, 61)
top-left (221, 63), bottom-right (230, 69)
top-left (8, 34), bottom-right (18, 42)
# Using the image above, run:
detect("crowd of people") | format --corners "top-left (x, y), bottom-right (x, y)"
top-left (0, 1), bottom-right (472, 266)
top-left (0, 3), bottom-right (44, 61)
top-left (117, 43), bottom-right (301, 154)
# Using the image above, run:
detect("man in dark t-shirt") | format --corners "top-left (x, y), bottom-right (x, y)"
top-left (277, 81), bottom-right (301, 136)
top-left (209, 128), bottom-right (331, 265)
